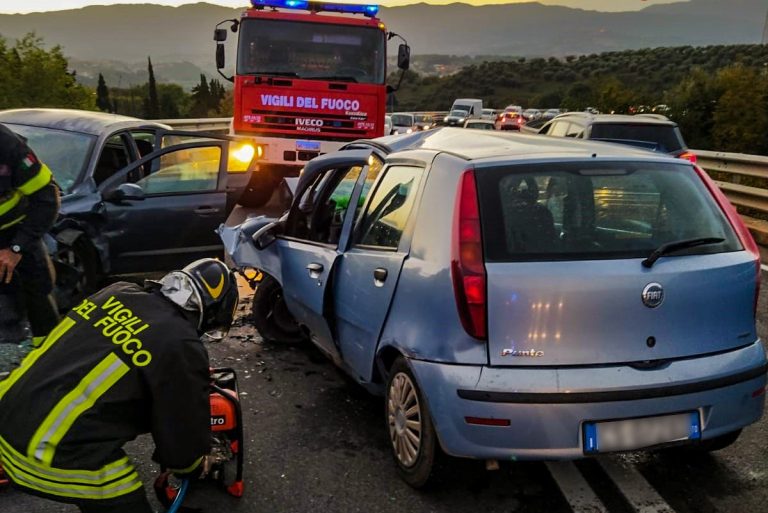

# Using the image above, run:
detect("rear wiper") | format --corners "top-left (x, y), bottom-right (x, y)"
top-left (641, 237), bottom-right (725, 268)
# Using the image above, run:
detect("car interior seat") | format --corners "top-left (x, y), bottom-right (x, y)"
top-left (561, 176), bottom-right (597, 250)
top-left (502, 176), bottom-right (557, 253)
top-left (130, 139), bottom-right (155, 182)
top-left (93, 145), bottom-right (129, 185)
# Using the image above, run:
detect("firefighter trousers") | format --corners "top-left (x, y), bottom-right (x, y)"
top-left (76, 488), bottom-right (153, 513)
top-left (0, 238), bottom-right (59, 339)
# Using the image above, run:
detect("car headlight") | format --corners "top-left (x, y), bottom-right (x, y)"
top-left (443, 117), bottom-right (449, 122)
top-left (228, 142), bottom-right (260, 172)
top-left (459, 118), bottom-right (466, 123)
top-left (406, 128), bottom-right (413, 134)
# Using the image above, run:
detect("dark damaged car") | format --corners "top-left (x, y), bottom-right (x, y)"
top-left (0, 109), bottom-right (257, 308)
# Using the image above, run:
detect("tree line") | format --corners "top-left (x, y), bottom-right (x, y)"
top-left (0, 33), bottom-right (231, 119)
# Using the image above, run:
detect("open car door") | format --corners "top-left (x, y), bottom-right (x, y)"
top-left (275, 150), bottom-right (374, 365)
top-left (98, 134), bottom-right (256, 274)
top-left (156, 129), bottom-right (258, 210)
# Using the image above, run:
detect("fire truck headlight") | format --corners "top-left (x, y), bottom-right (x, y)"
top-left (234, 143), bottom-right (256, 163)
top-left (228, 143), bottom-right (260, 173)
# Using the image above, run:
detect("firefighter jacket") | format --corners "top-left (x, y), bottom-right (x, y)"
top-left (0, 281), bottom-right (211, 502)
top-left (0, 123), bottom-right (59, 249)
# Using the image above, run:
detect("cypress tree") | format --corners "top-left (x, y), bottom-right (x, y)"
top-left (146, 56), bottom-right (160, 118)
top-left (96, 73), bottom-right (111, 112)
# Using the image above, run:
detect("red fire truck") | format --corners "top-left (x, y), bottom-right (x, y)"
top-left (214, 0), bottom-right (410, 206)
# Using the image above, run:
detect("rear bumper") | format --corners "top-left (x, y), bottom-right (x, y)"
top-left (409, 341), bottom-right (767, 460)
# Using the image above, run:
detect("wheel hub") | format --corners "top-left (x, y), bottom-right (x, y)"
top-left (387, 372), bottom-right (423, 468)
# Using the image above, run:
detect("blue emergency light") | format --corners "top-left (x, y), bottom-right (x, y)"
top-left (251, 0), bottom-right (379, 17)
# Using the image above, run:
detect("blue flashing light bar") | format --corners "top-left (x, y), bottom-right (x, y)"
top-left (251, 0), bottom-right (379, 17)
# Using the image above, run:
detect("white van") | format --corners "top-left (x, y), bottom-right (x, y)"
top-left (444, 98), bottom-right (483, 126)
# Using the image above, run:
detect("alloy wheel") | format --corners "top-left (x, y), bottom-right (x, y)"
top-left (387, 372), bottom-right (422, 468)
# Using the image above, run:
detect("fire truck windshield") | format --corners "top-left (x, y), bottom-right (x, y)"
top-left (237, 19), bottom-right (386, 84)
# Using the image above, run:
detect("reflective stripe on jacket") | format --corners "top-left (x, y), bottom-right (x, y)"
top-left (0, 282), bottom-right (210, 502)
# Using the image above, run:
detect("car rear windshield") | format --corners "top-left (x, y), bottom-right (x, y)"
top-left (475, 161), bottom-right (741, 262)
top-left (5, 123), bottom-right (95, 192)
top-left (590, 123), bottom-right (684, 153)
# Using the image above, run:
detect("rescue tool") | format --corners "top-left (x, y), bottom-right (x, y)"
top-left (154, 367), bottom-right (244, 507)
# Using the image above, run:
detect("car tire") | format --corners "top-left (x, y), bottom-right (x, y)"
top-left (239, 170), bottom-right (279, 208)
top-left (385, 357), bottom-right (439, 488)
top-left (251, 275), bottom-right (306, 344)
top-left (54, 238), bottom-right (100, 310)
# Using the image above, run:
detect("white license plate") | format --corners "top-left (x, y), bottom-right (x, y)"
top-left (583, 412), bottom-right (700, 454)
top-left (296, 140), bottom-right (321, 152)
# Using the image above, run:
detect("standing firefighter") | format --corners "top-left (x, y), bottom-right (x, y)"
top-left (0, 122), bottom-right (60, 346)
top-left (0, 259), bottom-right (239, 513)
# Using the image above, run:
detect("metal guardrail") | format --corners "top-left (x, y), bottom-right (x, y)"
top-left (156, 117), bottom-right (231, 133)
top-left (694, 149), bottom-right (768, 263)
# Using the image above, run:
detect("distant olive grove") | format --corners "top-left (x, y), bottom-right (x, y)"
top-left (393, 44), bottom-right (768, 155)
top-left (1, 34), bottom-right (767, 155)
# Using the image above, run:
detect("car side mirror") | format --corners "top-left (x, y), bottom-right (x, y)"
top-left (214, 28), bottom-right (228, 42)
top-left (103, 183), bottom-right (145, 202)
top-left (216, 43), bottom-right (226, 70)
top-left (252, 220), bottom-right (282, 250)
top-left (397, 44), bottom-right (410, 71)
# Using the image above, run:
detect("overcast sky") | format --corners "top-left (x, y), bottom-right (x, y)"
top-left (0, 1), bottom-right (684, 15)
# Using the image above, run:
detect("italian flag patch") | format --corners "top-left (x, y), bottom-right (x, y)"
top-left (21, 153), bottom-right (38, 170)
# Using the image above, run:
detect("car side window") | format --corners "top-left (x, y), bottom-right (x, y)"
top-left (93, 134), bottom-right (131, 185)
top-left (549, 121), bottom-right (570, 137)
top-left (133, 146), bottom-right (221, 195)
top-left (566, 123), bottom-right (584, 138)
top-left (286, 167), bottom-right (361, 245)
top-left (353, 166), bottom-right (423, 250)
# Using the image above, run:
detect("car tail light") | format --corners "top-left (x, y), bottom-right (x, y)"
top-left (694, 165), bottom-right (761, 316)
top-left (451, 169), bottom-right (487, 340)
top-left (679, 151), bottom-right (697, 164)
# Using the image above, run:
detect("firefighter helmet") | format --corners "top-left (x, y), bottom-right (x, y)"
top-left (157, 258), bottom-right (239, 334)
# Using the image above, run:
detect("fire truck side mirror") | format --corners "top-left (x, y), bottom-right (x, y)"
top-left (214, 28), bottom-right (228, 42)
top-left (397, 44), bottom-right (411, 71)
top-left (216, 43), bottom-right (226, 70)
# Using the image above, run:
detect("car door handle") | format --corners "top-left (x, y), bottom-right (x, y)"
top-left (373, 267), bottom-right (388, 287)
top-left (194, 206), bottom-right (220, 215)
top-left (306, 262), bottom-right (324, 279)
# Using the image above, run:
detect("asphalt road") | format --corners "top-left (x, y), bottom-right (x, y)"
top-left (1, 203), bottom-right (766, 513)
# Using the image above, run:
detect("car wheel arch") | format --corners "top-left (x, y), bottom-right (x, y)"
top-left (375, 345), bottom-right (407, 385)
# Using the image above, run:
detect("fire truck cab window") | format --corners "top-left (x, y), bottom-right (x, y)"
top-left (237, 19), bottom-right (386, 84)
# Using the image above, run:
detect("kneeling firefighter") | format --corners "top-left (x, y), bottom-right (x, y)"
top-left (0, 258), bottom-right (239, 513)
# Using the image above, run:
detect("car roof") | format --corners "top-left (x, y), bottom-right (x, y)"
top-left (552, 112), bottom-right (676, 126)
top-left (376, 127), bottom-right (664, 161)
top-left (0, 108), bottom-right (170, 136)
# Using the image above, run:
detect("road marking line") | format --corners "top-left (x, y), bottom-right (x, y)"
top-left (546, 461), bottom-right (608, 513)
top-left (598, 458), bottom-right (675, 513)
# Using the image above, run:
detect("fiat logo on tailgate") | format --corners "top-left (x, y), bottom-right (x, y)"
top-left (641, 283), bottom-right (664, 308)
